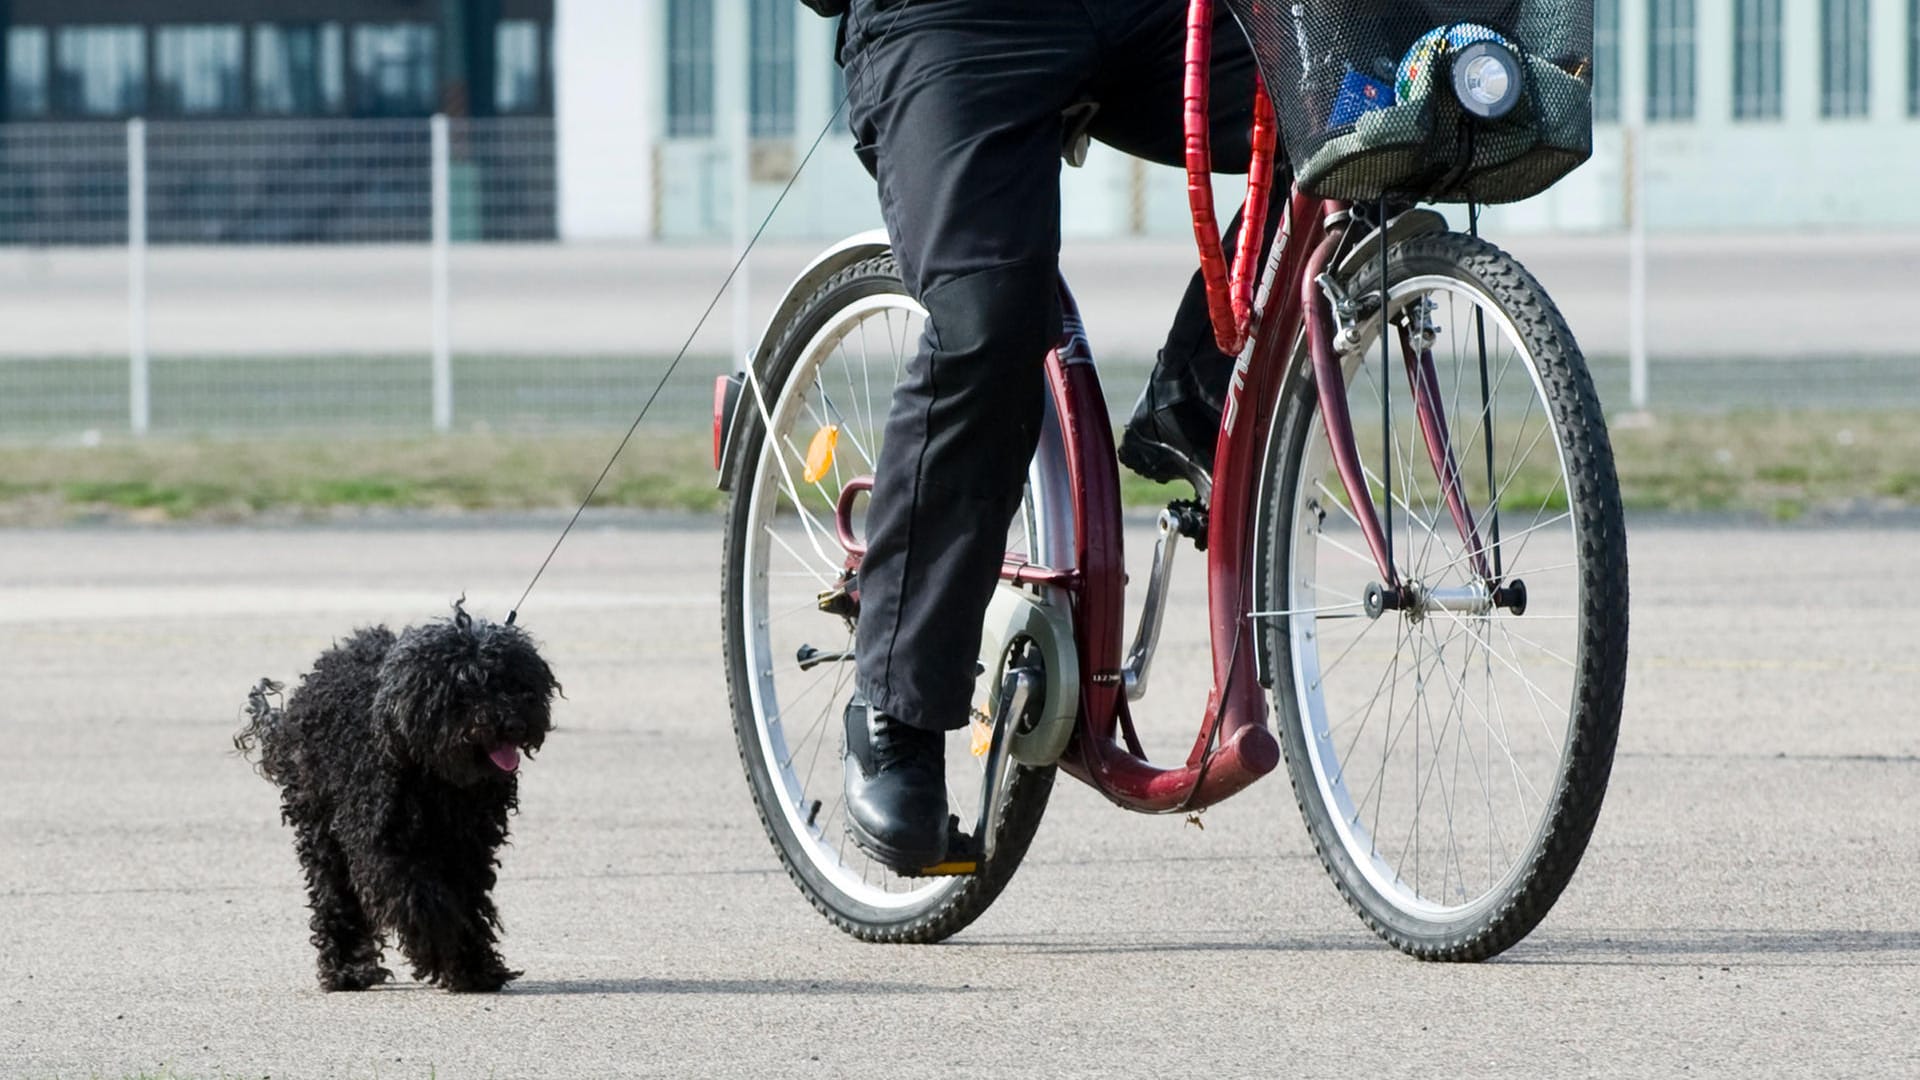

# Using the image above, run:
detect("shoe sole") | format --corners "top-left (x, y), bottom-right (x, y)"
top-left (845, 816), bottom-right (947, 876)
top-left (1118, 430), bottom-right (1212, 498)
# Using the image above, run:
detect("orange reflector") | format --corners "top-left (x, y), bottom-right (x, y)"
top-left (969, 717), bottom-right (993, 758)
top-left (802, 424), bottom-right (839, 485)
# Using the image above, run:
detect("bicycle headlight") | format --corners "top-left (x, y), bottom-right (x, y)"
top-left (1452, 40), bottom-right (1523, 120)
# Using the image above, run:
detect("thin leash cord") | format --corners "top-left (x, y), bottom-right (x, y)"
top-left (506, 6), bottom-right (914, 627)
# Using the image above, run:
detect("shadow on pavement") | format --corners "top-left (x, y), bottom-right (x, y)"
top-left (508, 977), bottom-right (974, 996)
top-left (950, 928), bottom-right (1920, 966)
top-left (1502, 928), bottom-right (1920, 966)
top-left (950, 932), bottom-right (1381, 956)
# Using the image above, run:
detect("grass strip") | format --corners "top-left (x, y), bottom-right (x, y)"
top-left (1, 410), bottom-right (1914, 525)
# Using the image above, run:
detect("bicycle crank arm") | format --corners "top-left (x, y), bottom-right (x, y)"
top-left (1121, 508), bottom-right (1182, 702)
top-left (897, 664), bottom-right (1042, 878)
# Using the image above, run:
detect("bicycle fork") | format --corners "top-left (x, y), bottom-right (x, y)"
top-left (1303, 223), bottom-right (1523, 618)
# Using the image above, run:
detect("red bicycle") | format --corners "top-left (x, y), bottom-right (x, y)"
top-left (716, 0), bottom-right (1625, 959)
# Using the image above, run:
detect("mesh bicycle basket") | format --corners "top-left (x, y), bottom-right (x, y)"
top-left (1223, 0), bottom-right (1594, 204)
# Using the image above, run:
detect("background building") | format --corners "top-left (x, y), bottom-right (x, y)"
top-left (0, 0), bottom-right (554, 122)
top-left (0, 0), bottom-right (557, 242)
top-left (3, 1), bottom-right (1918, 243)
top-left (566, 0), bottom-right (1920, 240)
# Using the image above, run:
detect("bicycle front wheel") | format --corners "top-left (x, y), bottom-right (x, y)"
top-left (721, 253), bottom-right (1057, 944)
top-left (1256, 232), bottom-right (1628, 960)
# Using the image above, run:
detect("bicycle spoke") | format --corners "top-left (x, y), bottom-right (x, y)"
top-left (1312, 612), bottom-right (1388, 689)
top-left (1308, 521), bottom-right (1385, 574)
top-left (1430, 608), bottom-right (1571, 753)
top-left (1422, 510), bottom-right (1571, 579)
top-left (796, 644), bottom-right (859, 805)
top-left (762, 525), bottom-right (834, 589)
top-left (1494, 481), bottom-right (1575, 582)
top-left (745, 367), bottom-right (844, 566)
top-left (764, 594), bottom-right (834, 625)
top-left (1352, 615), bottom-right (1465, 836)
top-left (1419, 620), bottom-right (1544, 811)
top-left (1312, 479), bottom-right (1366, 533)
top-left (1247, 603), bottom-right (1365, 619)
top-left (1360, 460), bottom-right (1464, 574)
top-left (1494, 623), bottom-right (1577, 669)
top-left (859, 326), bottom-right (881, 458)
top-left (1436, 628), bottom-right (1518, 885)
top-left (1327, 617), bottom-right (1409, 781)
top-left (834, 346), bottom-right (879, 467)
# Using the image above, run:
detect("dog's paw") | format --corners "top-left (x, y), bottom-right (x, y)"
top-left (319, 963), bottom-right (392, 992)
top-left (441, 964), bottom-right (522, 993)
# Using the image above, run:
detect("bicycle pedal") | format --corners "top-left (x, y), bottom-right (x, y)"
top-left (907, 858), bottom-right (979, 878)
top-left (899, 818), bottom-right (981, 878)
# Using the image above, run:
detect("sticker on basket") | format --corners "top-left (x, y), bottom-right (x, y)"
top-left (1396, 23), bottom-right (1513, 104)
top-left (1327, 71), bottom-right (1393, 127)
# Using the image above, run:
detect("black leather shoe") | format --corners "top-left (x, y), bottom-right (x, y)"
top-left (1117, 359), bottom-right (1221, 494)
top-left (843, 697), bottom-right (948, 873)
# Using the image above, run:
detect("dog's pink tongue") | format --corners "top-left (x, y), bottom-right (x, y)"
top-left (488, 745), bottom-right (522, 773)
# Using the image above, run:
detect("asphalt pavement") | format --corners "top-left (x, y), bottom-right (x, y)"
top-left (2, 518), bottom-right (1917, 1078)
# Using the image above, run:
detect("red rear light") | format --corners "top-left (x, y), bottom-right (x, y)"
top-left (712, 375), bottom-right (730, 471)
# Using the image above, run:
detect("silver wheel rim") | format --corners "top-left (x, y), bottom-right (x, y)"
top-left (739, 288), bottom-right (1055, 911)
top-left (1283, 273), bottom-right (1584, 922)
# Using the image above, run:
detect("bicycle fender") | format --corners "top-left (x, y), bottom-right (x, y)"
top-left (1331, 208), bottom-right (1449, 283)
top-left (716, 229), bottom-right (895, 492)
top-left (977, 584), bottom-right (1079, 767)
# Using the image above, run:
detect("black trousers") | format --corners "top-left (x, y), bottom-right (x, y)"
top-left (841, 0), bottom-right (1284, 730)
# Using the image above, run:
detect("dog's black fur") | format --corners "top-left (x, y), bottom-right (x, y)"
top-left (236, 601), bottom-right (558, 993)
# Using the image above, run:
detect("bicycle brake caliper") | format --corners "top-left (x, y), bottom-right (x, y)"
top-left (1404, 296), bottom-right (1441, 346)
top-left (1319, 272), bottom-right (1383, 355)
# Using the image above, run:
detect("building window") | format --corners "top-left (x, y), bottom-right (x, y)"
top-left (1732, 0), bottom-right (1782, 120)
top-left (53, 26), bottom-right (145, 117)
top-left (1592, 0), bottom-right (1620, 121)
top-left (255, 24), bottom-right (345, 115)
top-left (1911, 0), bottom-right (1920, 116)
top-left (7, 27), bottom-right (48, 118)
top-left (1647, 0), bottom-right (1696, 121)
top-left (351, 23), bottom-right (438, 117)
top-left (667, 0), bottom-right (713, 136)
top-left (496, 20), bottom-right (543, 114)
top-left (1821, 0), bottom-right (1871, 118)
top-left (750, 0), bottom-right (796, 137)
top-left (154, 25), bottom-right (245, 116)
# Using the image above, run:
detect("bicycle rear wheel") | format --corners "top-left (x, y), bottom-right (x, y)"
top-left (1256, 232), bottom-right (1628, 960)
top-left (721, 253), bottom-right (1057, 943)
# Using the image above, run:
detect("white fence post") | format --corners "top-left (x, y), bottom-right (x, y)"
top-left (716, 0), bottom-right (752, 369)
top-left (127, 118), bottom-right (149, 437)
top-left (1626, 122), bottom-right (1649, 413)
top-left (430, 114), bottom-right (453, 434)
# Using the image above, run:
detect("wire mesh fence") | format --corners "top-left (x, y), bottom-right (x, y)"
top-left (0, 354), bottom-right (722, 438)
top-left (0, 124), bottom-right (129, 246)
top-left (0, 115), bottom-right (610, 441)
top-left (1, 114), bottom-right (1916, 443)
top-left (1, 117), bottom-right (555, 247)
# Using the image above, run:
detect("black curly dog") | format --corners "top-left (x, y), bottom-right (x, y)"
top-left (236, 601), bottom-right (558, 993)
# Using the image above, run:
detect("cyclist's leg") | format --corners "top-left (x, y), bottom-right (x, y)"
top-left (844, 0), bottom-right (1097, 735)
